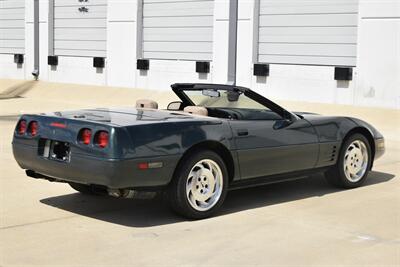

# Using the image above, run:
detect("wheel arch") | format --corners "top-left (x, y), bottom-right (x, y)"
top-left (342, 127), bottom-right (375, 168)
top-left (174, 141), bottom-right (235, 184)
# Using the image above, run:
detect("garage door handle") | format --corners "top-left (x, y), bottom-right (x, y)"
top-left (237, 129), bottom-right (249, 136)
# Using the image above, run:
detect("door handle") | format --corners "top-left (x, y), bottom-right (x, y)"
top-left (236, 129), bottom-right (249, 136)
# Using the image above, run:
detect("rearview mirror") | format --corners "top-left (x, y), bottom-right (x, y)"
top-left (167, 101), bottom-right (183, 111)
top-left (227, 91), bottom-right (240, 102)
top-left (202, 89), bottom-right (220, 98)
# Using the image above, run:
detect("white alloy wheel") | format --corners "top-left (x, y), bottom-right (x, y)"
top-left (185, 159), bottom-right (223, 212)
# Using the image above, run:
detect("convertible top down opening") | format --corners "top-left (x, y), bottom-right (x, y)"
top-left (12, 83), bottom-right (385, 219)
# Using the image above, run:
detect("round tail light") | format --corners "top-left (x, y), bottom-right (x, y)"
top-left (17, 120), bottom-right (27, 135)
top-left (95, 131), bottom-right (109, 148)
top-left (28, 121), bottom-right (38, 136)
top-left (78, 128), bottom-right (92, 145)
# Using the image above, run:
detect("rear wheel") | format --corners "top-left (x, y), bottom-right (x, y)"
top-left (167, 150), bottom-right (228, 219)
top-left (325, 133), bottom-right (372, 188)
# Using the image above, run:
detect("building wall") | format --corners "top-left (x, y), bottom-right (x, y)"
top-left (355, 0), bottom-right (400, 109)
top-left (0, 0), bottom-right (399, 109)
top-left (0, 0), bottom-right (26, 79)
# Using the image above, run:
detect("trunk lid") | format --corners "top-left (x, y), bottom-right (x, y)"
top-left (41, 107), bottom-right (217, 127)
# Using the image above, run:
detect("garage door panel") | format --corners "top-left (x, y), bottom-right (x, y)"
top-left (259, 27), bottom-right (357, 44)
top-left (0, 39), bottom-right (24, 48)
top-left (259, 54), bottom-right (356, 66)
top-left (143, 51), bottom-right (212, 61)
top-left (145, 0), bottom-right (211, 2)
top-left (144, 1), bottom-right (214, 17)
top-left (54, 49), bottom-right (106, 57)
top-left (0, 0), bottom-right (24, 54)
top-left (54, 0), bottom-right (107, 7)
top-left (259, 43), bottom-right (356, 57)
top-left (142, 0), bottom-right (214, 60)
top-left (54, 5), bottom-right (107, 19)
top-left (0, 47), bottom-right (24, 54)
top-left (0, 9), bottom-right (25, 19)
top-left (257, 0), bottom-right (359, 66)
top-left (260, 1), bottom-right (358, 14)
top-left (53, 0), bottom-right (107, 57)
top-left (143, 16), bottom-right (213, 28)
top-left (54, 28), bottom-right (106, 41)
top-left (144, 41), bottom-right (212, 53)
top-left (0, 29), bottom-right (24, 39)
top-left (259, 26), bottom-right (358, 38)
top-left (259, 33), bottom-right (357, 44)
top-left (0, 19), bottom-right (24, 29)
top-left (259, 14), bottom-right (357, 27)
top-left (55, 40), bottom-right (106, 51)
top-left (54, 18), bottom-right (106, 28)
top-left (143, 27), bottom-right (213, 42)
top-left (0, 0), bottom-right (25, 9)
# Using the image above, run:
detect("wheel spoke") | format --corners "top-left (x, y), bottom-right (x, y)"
top-left (185, 158), bottom-right (224, 212)
top-left (343, 139), bottom-right (369, 182)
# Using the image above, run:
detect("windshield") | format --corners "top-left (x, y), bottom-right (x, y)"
top-left (183, 89), bottom-right (268, 110)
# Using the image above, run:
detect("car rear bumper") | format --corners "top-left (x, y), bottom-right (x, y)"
top-left (13, 142), bottom-right (179, 189)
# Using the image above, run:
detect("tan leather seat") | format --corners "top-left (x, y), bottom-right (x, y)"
top-left (183, 106), bottom-right (208, 116)
top-left (136, 99), bottom-right (158, 109)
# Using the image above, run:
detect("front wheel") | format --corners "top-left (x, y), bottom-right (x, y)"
top-left (167, 150), bottom-right (228, 219)
top-left (325, 133), bottom-right (372, 188)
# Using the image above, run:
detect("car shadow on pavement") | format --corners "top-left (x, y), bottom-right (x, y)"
top-left (40, 171), bottom-right (395, 227)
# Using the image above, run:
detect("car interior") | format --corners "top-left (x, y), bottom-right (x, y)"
top-left (136, 98), bottom-right (282, 121)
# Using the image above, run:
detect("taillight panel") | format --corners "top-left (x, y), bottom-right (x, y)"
top-left (16, 120), bottom-right (27, 135)
top-left (28, 121), bottom-right (39, 136)
top-left (78, 128), bottom-right (92, 145)
top-left (94, 131), bottom-right (109, 148)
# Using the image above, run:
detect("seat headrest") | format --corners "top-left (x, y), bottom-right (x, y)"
top-left (183, 106), bottom-right (208, 116)
top-left (136, 99), bottom-right (158, 109)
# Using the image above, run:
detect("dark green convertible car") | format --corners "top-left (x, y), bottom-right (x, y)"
top-left (12, 83), bottom-right (385, 219)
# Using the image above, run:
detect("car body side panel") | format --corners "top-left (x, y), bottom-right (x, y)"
top-left (229, 118), bottom-right (319, 179)
top-left (122, 120), bottom-right (234, 158)
top-left (302, 115), bottom-right (360, 168)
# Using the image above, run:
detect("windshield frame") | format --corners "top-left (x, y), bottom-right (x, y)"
top-left (171, 83), bottom-right (299, 121)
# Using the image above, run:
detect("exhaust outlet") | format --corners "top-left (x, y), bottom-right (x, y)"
top-left (107, 189), bottom-right (136, 199)
top-left (107, 189), bottom-right (157, 199)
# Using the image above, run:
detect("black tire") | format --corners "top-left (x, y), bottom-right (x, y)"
top-left (69, 182), bottom-right (105, 195)
top-left (166, 150), bottom-right (229, 219)
top-left (325, 133), bottom-right (372, 188)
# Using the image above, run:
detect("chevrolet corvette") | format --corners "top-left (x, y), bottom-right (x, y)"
top-left (12, 83), bottom-right (385, 218)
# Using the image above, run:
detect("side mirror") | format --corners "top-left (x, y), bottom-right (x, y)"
top-left (167, 101), bottom-right (183, 111)
top-left (273, 119), bottom-right (293, 130)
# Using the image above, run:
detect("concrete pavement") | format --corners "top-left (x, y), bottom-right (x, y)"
top-left (0, 80), bottom-right (399, 266)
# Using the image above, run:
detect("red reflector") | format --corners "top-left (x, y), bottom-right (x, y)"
top-left (79, 129), bottom-right (92, 145)
top-left (17, 120), bottom-right (27, 135)
top-left (28, 121), bottom-right (38, 136)
top-left (138, 163), bottom-right (149, 170)
top-left (95, 131), bottom-right (109, 148)
top-left (50, 122), bottom-right (67, 128)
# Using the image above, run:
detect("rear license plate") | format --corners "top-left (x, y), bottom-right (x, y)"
top-left (44, 140), bottom-right (71, 162)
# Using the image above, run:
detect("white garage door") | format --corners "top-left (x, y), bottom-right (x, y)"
top-left (53, 0), bottom-right (107, 57)
top-left (0, 0), bottom-right (25, 54)
top-left (257, 0), bottom-right (359, 66)
top-left (142, 0), bottom-right (214, 61)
